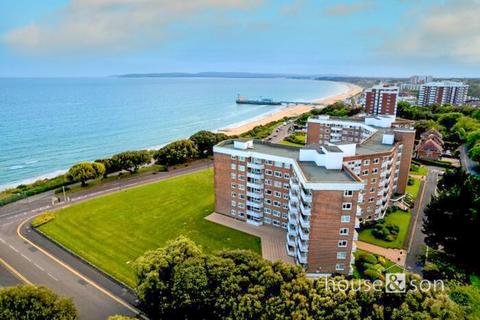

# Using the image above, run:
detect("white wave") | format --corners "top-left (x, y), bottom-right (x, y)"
top-left (0, 169), bottom-right (68, 192)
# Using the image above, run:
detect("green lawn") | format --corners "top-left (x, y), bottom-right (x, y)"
top-left (39, 169), bottom-right (261, 287)
top-left (279, 140), bottom-right (304, 147)
top-left (406, 176), bottom-right (422, 199)
top-left (353, 249), bottom-right (404, 279)
top-left (410, 164), bottom-right (428, 176)
top-left (358, 210), bottom-right (412, 249)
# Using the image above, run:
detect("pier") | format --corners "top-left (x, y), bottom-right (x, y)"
top-left (236, 95), bottom-right (322, 106)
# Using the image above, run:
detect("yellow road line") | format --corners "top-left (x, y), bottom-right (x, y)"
top-left (17, 217), bottom-right (139, 315)
top-left (0, 257), bottom-right (32, 285)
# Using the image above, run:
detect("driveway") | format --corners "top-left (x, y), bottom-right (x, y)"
top-left (459, 145), bottom-right (480, 176)
top-left (265, 122), bottom-right (293, 143)
top-left (0, 160), bottom-right (211, 319)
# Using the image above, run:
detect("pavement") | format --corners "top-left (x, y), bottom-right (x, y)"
top-left (459, 145), bottom-right (480, 176)
top-left (405, 166), bottom-right (441, 274)
top-left (355, 241), bottom-right (406, 266)
top-left (0, 160), bottom-right (211, 319)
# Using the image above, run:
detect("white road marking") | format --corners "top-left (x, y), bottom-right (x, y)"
top-left (9, 245), bottom-right (19, 253)
top-left (47, 273), bottom-right (58, 281)
top-left (34, 263), bottom-right (44, 271)
top-left (0, 238), bottom-right (5, 243)
top-left (21, 254), bottom-right (31, 262)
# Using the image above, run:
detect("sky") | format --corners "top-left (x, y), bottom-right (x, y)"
top-left (0, 0), bottom-right (479, 77)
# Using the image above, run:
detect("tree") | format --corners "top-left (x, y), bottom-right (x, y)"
top-left (466, 129), bottom-right (480, 149)
top-left (423, 170), bottom-right (480, 274)
top-left (414, 120), bottom-right (442, 138)
top-left (437, 112), bottom-right (463, 128)
top-left (189, 131), bottom-right (228, 157)
top-left (94, 158), bottom-right (122, 177)
top-left (66, 162), bottom-right (105, 186)
top-left (468, 143), bottom-right (480, 162)
top-left (154, 140), bottom-right (198, 166)
top-left (111, 151), bottom-right (151, 174)
top-left (134, 236), bottom-right (464, 320)
top-left (0, 285), bottom-right (77, 320)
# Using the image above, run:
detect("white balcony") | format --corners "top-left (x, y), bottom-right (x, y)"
top-left (356, 206), bottom-right (362, 216)
top-left (289, 179), bottom-right (300, 192)
top-left (247, 182), bottom-right (263, 189)
top-left (286, 243), bottom-right (296, 256)
top-left (247, 162), bottom-right (264, 170)
top-left (300, 201), bottom-right (311, 216)
top-left (358, 194), bottom-right (364, 203)
top-left (287, 235), bottom-right (296, 247)
top-left (298, 226), bottom-right (310, 240)
top-left (289, 190), bottom-right (299, 202)
top-left (246, 201), bottom-right (262, 209)
top-left (299, 213), bottom-right (310, 229)
top-left (297, 238), bottom-right (309, 253)
top-left (376, 199), bottom-right (382, 206)
top-left (353, 230), bottom-right (359, 241)
top-left (355, 217), bottom-right (360, 229)
top-left (287, 223), bottom-right (297, 236)
top-left (246, 219), bottom-right (262, 226)
top-left (246, 210), bottom-right (263, 218)
top-left (296, 250), bottom-right (308, 264)
top-left (300, 189), bottom-right (312, 203)
top-left (288, 202), bottom-right (299, 214)
top-left (247, 172), bottom-right (264, 180)
top-left (247, 191), bottom-right (263, 198)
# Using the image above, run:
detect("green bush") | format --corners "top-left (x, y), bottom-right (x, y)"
top-left (364, 269), bottom-right (384, 281)
top-left (372, 222), bottom-right (400, 242)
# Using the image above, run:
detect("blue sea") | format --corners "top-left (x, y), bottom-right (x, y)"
top-left (0, 77), bottom-right (348, 190)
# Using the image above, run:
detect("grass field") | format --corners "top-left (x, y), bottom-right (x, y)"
top-left (406, 176), bottom-right (422, 199)
top-left (358, 210), bottom-right (412, 249)
top-left (280, 140), bottom-right (303, 147)
top-left (39, 169), bottom-right (261, 287)
top-left (410, 165), bottom-right (428, 176)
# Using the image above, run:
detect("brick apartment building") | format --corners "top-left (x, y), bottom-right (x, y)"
top-left (418, 81), bottom-right (469, 106)
top-left (364, 84), bottom-right (399, 116)
top-left (213, 115), bottom-right (415, 276)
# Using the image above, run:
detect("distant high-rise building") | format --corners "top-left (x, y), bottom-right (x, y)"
top-left (364, 85), bottom-right (399, 116)
top-left (410, 75), bottom-right (433, 85)
top-left (418, 81), bottom-right (469, 106)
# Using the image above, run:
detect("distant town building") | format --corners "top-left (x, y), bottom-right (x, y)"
top-left (364, 85), bottom-right (399, 116)
top-left (213, 114), bottom-right (415, 276)
top-left (415, 129), bottom-right (444, 160)
top-left (418, 81), bottom-right (469, 106)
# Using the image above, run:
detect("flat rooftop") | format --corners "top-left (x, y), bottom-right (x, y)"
top-left (216, 140), bottom-right (357, 183)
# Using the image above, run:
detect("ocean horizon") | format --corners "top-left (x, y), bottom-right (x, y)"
top-left (0, 77), bottom-right (348, 190)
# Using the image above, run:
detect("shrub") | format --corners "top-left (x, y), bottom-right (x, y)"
top-left (31, 212), bottom-right (56, 228)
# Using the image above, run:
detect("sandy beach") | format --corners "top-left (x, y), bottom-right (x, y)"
top-left (218, 82), bottom-right (363, 136)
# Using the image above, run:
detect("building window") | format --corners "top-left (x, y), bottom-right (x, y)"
top-left (275, 162), bottom-right (283, 168)
top-left (238, 212), bottom-right (245, 217)
top-left (335, 264), bottom-right (345, 271)
top-left (282, 213), bottom-right (288, 219)
top-left (238, 165), bottom-right (245, 172)
top-left (372, 168), bottom-right (378, 174)
top-left (337, 252), bottom-right (347, 260)
top-left (238, 156), bottom-right (245, 161)
top-left (272, 210), bottom-right (281, 217)
top-left (238, 175), bottom-right (245, 181)
top-left (231, 192), bottom-right (237, 197)
top-left (369, 197), bottom-right (375, 203)
top-left (283, 183), bottom-right (290, 189)
top-left (284, 163), bottom-right (291, 169)
top-left (265, 189), bottom-right (272, 195)
top-left (341, 215), bottom-right (351, 223)
top-left (265, 179), bottom-right (272, 185)
top-left (373, 158), bottom-right (379, 164)
top-left (274, 171), bottom-right (282, 178)
top-left (273, 201), bottom-right (281, 207)
top-left (264, 218), bottom-right (271, 224)
top-left (238, 203), bottom-right (245, 209)
top-left (265, 199), bottom-right (272, 205)
top-left (371, 178), bottom-right (376, 183)
top-left (231, 164), bottom-right (236, 170)
top-left (231, 155), bottom-right (237, 160)
top-left (265, 169), bottom-right (273, 176)
top-left (274, 191), bottom-right (281, 198)
top-left (231, 209), bottom-right (236, 215)
top-left (231, 201), bottom-right (236, 207)
top-left (284, 173), bottom-right (290, 179)
top-left (274, 181), bottom-right (282, 188)
top-left (338, 240), bottom-right (348, 247)
top-left (342, 203), bottom-right (352, 210)
top-left (272, 220), bottom-right (281, 227)
top-left (231, 183), bottom-right (237, 189)
top-left (239, 194), bottom-right (245, 200)
top-left (231, 173), bottom-right (236, 179)
top-left (363, 160), bottom-right (370, 165)
top-left (282, 203), bottom-right (288, 209)
top-left (362, 170), bottom-right (369, 176)
top-left (238, 184), bottom-right (245, 191)
top-left (283, 193), bottom-right (289, 200)
top-left (339, 228), bottom-right (349, 235)
top-left (266, 160), bottom-right (273, 165)
top-left (344, 190), bottom-right (353, 197)
top-left (264, 208), bottom-right (272, 214)
top-left (281, 222), bottom-right (288, 229)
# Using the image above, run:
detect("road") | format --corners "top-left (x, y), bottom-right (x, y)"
top-left (405, 167), bottom-right (441, 274)
top-left (459, 145), bottom-right (480, 176)
top-left (265, 121), bottom-right (293, 143)
top-left (0, 160), bottom-right (210, 319)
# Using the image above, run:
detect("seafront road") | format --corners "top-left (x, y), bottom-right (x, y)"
top-left (0, 160), bottom-right (211, 319)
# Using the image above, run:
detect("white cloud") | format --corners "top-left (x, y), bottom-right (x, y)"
top-left (2, 0), bottom-right (262, 54)
top-left (380, 0), bottom-right (480, 64)
top-left (322, 0), bottom-right (374, 16)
